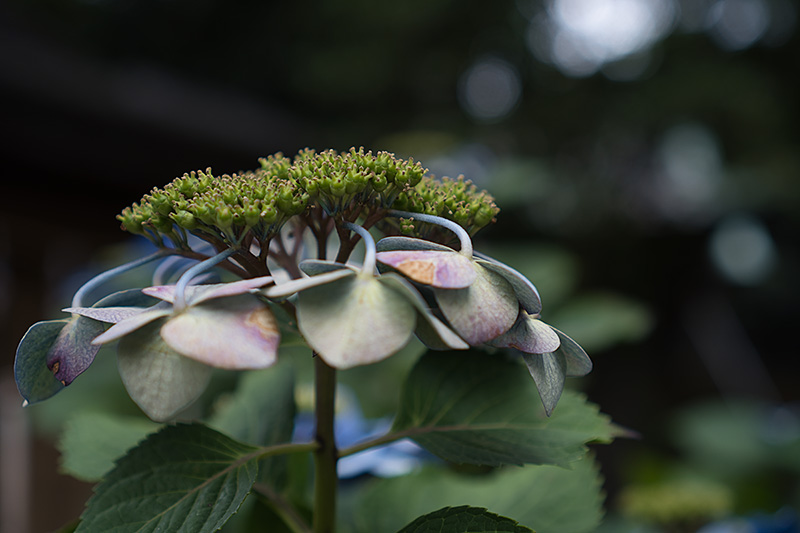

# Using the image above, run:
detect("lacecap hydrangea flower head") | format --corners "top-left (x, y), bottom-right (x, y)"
top-left (14, 147), bottom-right (591, 421)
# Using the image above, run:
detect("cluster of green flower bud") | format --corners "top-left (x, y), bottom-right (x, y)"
top-left (118, 166), bottom-right (308, 246)
top-left (391, 175), bottom-right (499, 236)
top-left (289, 147), bottom-right (426, 215)
top-left (118, 148), bottom-right (499, 247)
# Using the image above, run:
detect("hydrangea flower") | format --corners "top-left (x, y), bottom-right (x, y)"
top-left (14, 147), bottom-right (591, 421)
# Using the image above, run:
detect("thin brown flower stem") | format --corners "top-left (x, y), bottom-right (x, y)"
top-left (170, 248), bottom-right (251, 279)
top-left (271, 232), bottom-right (304, 279)
top-left (231, 250), bottom-right (266, 277)
top-left (253, 482), bottom-right (312, 533)
top-left (305, 207), bottom-right (331, 261)
top-left (333, 224), bottom-right (357, 264)
top-left (290, 218), bottom-right (307, 260)
top-left (258, 237), bottom-right (272, 271)
top-left (312, 356), bottom-right (338, 533)
top-left (316, 231), bottom-right (328, 262)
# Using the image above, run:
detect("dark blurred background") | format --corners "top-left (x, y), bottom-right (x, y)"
top-left (1, 0), bottom-right (799, 531)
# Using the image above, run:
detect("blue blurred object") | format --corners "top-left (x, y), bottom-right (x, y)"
top-left (292, 388), bottom-right (432, 479)
top-left (699, 507), bottom-right (800, 533)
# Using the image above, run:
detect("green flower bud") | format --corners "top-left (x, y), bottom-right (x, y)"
top-left (261, 206), bottom-right (278, 224)
top-left (304, 178), bottom-right (320, 195)
top-left (216, 206), bottom-right (233, 229)
top-left (373, 171), bottom-right (388, 192)
top-left (151, 213), bottom-right (174, 233)
top-left (242, 201), bottom-right (261, 227)
top-left (330, 177), bottom-right (347, 197)
top-left (171, 210), bottom-right (198, 230)
top-left (190, 202), bottom-right (215, 226)
top-left (474, 204), bottom-right (496, 227)
top-left (118, 207), bottom-right (144, 234)
top-left (148, 192), bottom-right (174, 216)
top-left (221, 184), bottom-right (239, 206)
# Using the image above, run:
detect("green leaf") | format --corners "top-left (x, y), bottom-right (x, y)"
top-left (392, 350), bottom-right (614, 467)
top-left (344, 454), bottom-right (605, 533)
top-left (474, 244), bottom-right (578, 310)
top-left (117, 321), bottom-right (212, 422)
top-left (549, 292), bottom-right (653, 353)
top-left (58, 412), bottom-right (160, 482)
top-left (14, 319), bottom-right (69, 404)
top-left (397, 506), bottom-right (534, 532)
top-left (77, 424), bottom-right (259, 533)
top-left (208, 362), bottom-right (296, 487)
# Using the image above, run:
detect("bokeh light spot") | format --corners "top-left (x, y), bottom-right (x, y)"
top-left (536, 0), bottom-right (677, 77)
top-left (706, 0), bottom-right (770, 50)
top-left (655, 123), bottom-right (724, 224)
top-left (709, 213), bottom-right (777, 285)
top-left (458, 57), bottom-right (522, 122)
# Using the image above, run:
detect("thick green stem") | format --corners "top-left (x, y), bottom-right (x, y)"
top-left (313, 356), bottom-right (338, 533)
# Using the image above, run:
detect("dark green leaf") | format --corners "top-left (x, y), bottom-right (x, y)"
top-left (344, 454), bottom-right (605, 533)
top-left (14, 319), bottom-right (69, 404)
top-left (77, 423), bottom-right (259, 533)
top-left (549, 292), bottom-right (653, 353)
top-left (58, 412), bottom-right (160, 481)
top-left (208, 362), bottom-right (296, 487)
top-left (397, 506), bottom-right (534, 533)
top-left (393, 350), bottom-right (614, 467)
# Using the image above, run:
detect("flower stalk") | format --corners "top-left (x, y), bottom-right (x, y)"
top-left (313, 355), bottom-right (338, 533)
top-left (71, 250), bottom-right (170, 308)
top-left (341, 221), bottom-right (377, 275)
top-left (388, 209), bottom-right (473, 257)
top-left (173, 248), bottom-right (236, 311)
